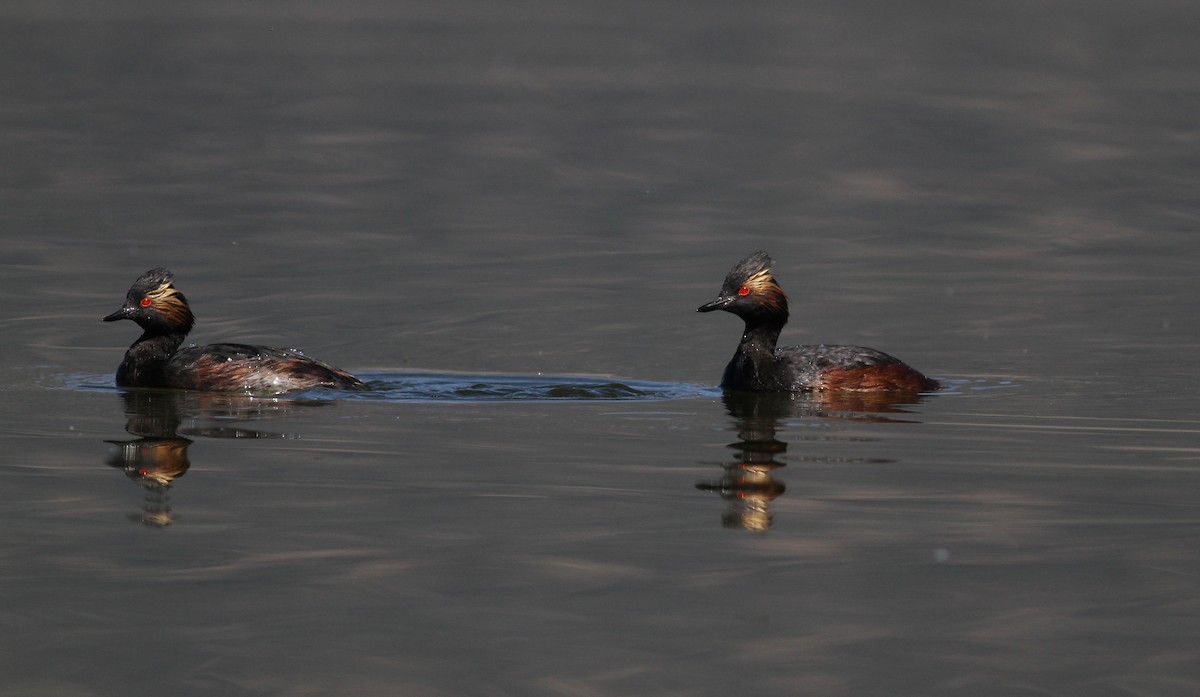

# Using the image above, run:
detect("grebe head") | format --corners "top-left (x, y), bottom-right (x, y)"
top-left (103, 267), bottom-right (196, 334)
top-left (697, 251), bottom-right (789, 321)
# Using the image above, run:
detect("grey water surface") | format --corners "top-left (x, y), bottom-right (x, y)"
top-left (2, 2), bottom-right (1198, 696)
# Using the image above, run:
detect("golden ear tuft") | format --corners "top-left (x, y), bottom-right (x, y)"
top-left (743, 267), bottom-right (776, 293)
top-left (146, 280), bottom-right (172, 299)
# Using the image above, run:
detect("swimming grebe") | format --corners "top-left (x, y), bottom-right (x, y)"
top-left (104, 268), bottom-right (366, 393)
top-left (697, 252), bottom-right (938, 393)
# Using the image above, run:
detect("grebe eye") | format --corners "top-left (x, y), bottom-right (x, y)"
top-left (139, 297), bottom-right (152, 307)
top-left (737, 286), bottom-right (751, 296)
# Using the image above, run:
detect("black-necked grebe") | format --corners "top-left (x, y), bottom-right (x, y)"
top-left (697, 252), bottom-right (938, 393)
top-left (104, 268), bottom-right (366, 393)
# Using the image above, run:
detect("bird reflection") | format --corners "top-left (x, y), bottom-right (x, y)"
top-left (697, 389), bottom-right (927, 532)
top-left (105, 390), bottom-right (332, 527)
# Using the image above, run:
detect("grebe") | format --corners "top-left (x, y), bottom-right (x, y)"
top-left (698, 252), bottom-right (938, 393)
top-left (104, 268), bottom-right (366, 393)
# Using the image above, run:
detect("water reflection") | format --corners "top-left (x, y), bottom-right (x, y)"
top-left (106, 434), bottom-right (191, 527)
top-left (698, 390), bottom-right (927, 532)
top-left (104, 390), bottom-right (331, 526)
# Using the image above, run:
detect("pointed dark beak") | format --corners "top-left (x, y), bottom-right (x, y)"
top-left (103, 304), bottom-right (135, 322)
top-left (697, 296), bottom-right (735, 313)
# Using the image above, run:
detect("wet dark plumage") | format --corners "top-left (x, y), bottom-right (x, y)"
top-left (104, 268), bottom-right (366, 393)
top-left (697, 252), bottom-right (938, 393)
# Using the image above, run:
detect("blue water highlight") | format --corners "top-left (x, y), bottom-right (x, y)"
top-left (61, 371), bottom-right (722, 403)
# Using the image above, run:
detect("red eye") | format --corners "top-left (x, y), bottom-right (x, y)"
top-left (139, 297), bottom-right (152, 307)
top-left (737, 286), bottom-right (750, 296)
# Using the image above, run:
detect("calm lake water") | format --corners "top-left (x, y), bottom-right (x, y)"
top-left (3, 2), bottom-right (1199, 696)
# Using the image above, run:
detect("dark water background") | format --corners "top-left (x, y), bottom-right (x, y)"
top-left (2, 2), bottom-right (1198, 695)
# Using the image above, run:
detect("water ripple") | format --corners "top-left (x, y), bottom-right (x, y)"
top-left (349, 372), bottom-right (719, 402)
top-left (60, 371), bottom-right (720, 403)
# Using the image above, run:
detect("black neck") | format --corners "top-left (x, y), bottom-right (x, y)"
top-left (719, 318), bottom-right (786, 390)
top-left (738, 318), bottom-right (784, 356)
top-left (134, 328), bottom-right (187, 353)
top-left (116, 330), bottom-right (188, 387)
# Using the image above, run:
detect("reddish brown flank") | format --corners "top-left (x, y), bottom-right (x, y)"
top-left (170, 351), bottom-right (362, 392)
top-left (812, 363), bottom-right (939, 393)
